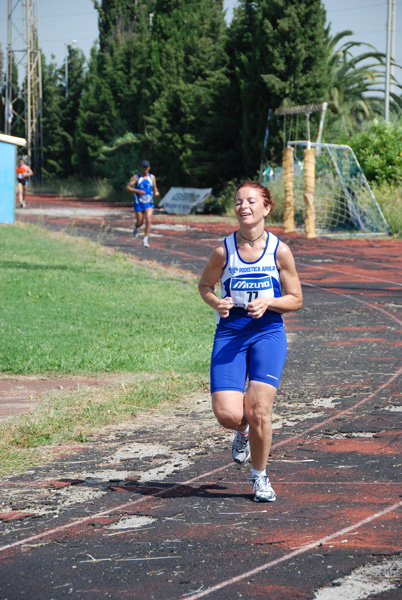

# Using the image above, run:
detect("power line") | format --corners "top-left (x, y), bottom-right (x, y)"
top-left (326, 2), bottom-right (386, 12)
top-left (0, 12), bottom-right (96, 21)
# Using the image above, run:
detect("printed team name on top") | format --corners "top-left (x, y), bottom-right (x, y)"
top-left (229, 265), bottom-right (276, 274)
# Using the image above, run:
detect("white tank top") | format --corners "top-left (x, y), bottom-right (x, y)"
top-left (217, 231), bottom-right (283, 329)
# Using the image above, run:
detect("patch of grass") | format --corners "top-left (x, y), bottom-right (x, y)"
top-left (34, 176), bottom-right (112, 199)
top-left (0, 223), bottom-right (214, 375)
top-left (371, 182), bottom-right (402, 236)
top-left (0, 372), bottom-right (208, 475)
top-left (0, 223), bottom-right (216, 472)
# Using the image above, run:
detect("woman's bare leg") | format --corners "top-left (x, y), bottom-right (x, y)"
top-left (245, 381), bottom-right (277, 471)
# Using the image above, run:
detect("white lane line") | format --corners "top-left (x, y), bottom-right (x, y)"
top-left (301, 281), bottom-right (402, 327)
top-left (182, 500), bottom-right (402, 600)
top-left (0, 270), bottom-right (400, 557)
top-left (298, 261), bottom-right (402, 287)
top-left (2, 365), bottom-right (400, 556)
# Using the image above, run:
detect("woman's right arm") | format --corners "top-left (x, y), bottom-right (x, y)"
top-left (126, 174), bottom-right (142, 194)
top-left (198, 244), bottom-right (233, 318)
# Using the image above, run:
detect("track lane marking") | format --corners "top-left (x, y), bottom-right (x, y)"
top-left (182, 500), bottom-right (402, 600)
top-left (298, 262), bottom-right (402, 287)
top-left (301, 280), bottom-right (402, 327)
top-left (1, 258), bottom-right (400, 576)
top-left (1, 366), bottom-right (400, 556)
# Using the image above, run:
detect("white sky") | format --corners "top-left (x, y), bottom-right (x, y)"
top-left (0, 0), bottom-right (401, 82)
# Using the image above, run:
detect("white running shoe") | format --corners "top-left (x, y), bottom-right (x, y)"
top-left (252, 475), bottom-right (276, 502)
top-left (232, 430), bottom-right (250, 464)
top-left (143, 239), bottom-right (150, 248)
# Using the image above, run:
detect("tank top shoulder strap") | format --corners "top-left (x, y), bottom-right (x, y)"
top-left (223, 232), bottom-right (236, 267)
top-left (266, 232), bottom-right (279, 255)
top-left (224, 232), bottom-right (236, 254)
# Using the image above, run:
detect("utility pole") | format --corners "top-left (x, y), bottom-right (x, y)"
top-left (5, 0), bottom-right (43, 181)
top-left (390, 0), bottom-right (396, 95)
top-left (384, 0), bottom-right (396, 121)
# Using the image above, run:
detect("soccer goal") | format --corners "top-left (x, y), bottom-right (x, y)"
top-left (266, 102), bottom-right (389, 237)
top-left (285, 141), bottom-right (389, 236)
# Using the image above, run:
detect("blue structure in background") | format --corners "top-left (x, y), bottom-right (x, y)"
top-left (0, 134), bottom-right (27, 224)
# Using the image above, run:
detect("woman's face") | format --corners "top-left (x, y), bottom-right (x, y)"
top-left (234, 186), bottom-right (270, 226)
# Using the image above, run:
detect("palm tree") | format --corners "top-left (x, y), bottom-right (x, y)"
top-left (326, 30), bottom-right (402, 133)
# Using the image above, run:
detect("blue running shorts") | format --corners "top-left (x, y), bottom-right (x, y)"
top-left (210, 326), bottom-right (287, 394)
top-left (134, 196), bottom-right (154, 212)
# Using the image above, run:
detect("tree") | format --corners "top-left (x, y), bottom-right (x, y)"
top-left (228, 0), bottom-right (331, 173)
top-left (75, 1), bottom-right (155, 186)
top-left (41, 55), bottom-right (66, 179)
top-left (144, 0), bottom-right (231, 188)
top-left (94, 0), bottom-right (137, 52)
top-left (324, 30), bottom-right (402, 137)
top-left (344, 119), bottom-right (402, 184)
top-left (74, 47), bottom-right (120, 177)
top-left (62, 46), bottom-right (86, 176)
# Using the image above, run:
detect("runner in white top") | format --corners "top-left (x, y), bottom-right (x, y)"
top-left (126, 160), bottom-right (159, 248)
top-left (198, 181), bottom-right (303, 502)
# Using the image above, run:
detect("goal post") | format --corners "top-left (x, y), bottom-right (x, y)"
top-left (303, 147), bottom-right (316, 239)
top-left (282, 146), bottom-right (295, 233)
top-left (275, 103), bottom-right (327, 237)
top-left (285, 142), bottom-right (389, 235)
top-left (263, 102), bottom-right (389, 236)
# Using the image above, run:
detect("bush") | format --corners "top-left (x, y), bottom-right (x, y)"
top-left (341, 120), bottom-right (402, 185)
top-left (371, 181), bottom-right (402, 236)
top-left (213, 179), bottom-right (242, 215)
top-left (34, 177), bottom-right (111, 199)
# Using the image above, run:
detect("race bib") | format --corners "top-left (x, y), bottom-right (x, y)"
top-left (230, 275), bottom-right (273, 308)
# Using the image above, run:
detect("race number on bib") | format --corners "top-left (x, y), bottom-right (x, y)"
top-left (230, 275), bottom-right (273, 308)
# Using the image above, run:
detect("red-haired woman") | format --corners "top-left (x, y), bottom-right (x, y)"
top-left (199, 181), bottom-right (302, 502)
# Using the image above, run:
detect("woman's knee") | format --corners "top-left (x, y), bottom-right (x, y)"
top-left (212, 392), bottom-right (244, 430)
top-left (247, 408), bottom-right (272, 430)
top-left (246, 382), bottom-right (276, 428)
top-left (213, 410), bottom-right (242, 430)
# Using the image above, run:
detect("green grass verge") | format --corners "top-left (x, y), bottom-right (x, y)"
top-left (0, 372), bottom-right (208, 475)
top-left (0, 223), bottom-right (214, 473)
top-left (372, 182), bottom-right (402, 236)
top-left (0, 223), bottom-right (213, 375)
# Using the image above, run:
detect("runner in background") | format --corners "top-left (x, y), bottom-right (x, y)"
top-left (198, 181), bottom-right (303, 502)
top-left (16, 158), bottom-right (33, 208)
top-left (126, 160), bottom-right (160, 248)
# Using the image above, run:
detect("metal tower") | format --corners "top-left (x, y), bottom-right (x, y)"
top-left (5, 0), bottom-right (43, 179)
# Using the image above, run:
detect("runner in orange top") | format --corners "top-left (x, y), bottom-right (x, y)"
top-left (16, 158), bottom-right (33, 208)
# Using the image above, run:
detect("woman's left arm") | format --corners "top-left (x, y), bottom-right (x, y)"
top-left (270, 241), bottom-right (303, 313)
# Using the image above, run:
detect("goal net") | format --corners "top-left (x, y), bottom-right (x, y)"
top-left (284, 142), bottom-right (389, 235)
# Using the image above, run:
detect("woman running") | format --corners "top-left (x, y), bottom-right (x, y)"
top-left (126, 160), bottom-right (159, 248)
top-left (16, 158), bottom-right (33, 208)
top-left (198, 181), bottom-right (302, 502)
